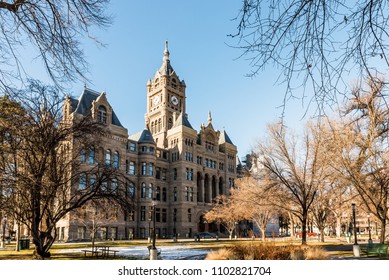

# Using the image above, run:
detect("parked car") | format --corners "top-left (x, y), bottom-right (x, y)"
top-left (295, 232), bottom-right (317, 238)
top-left (194, 232), bottom-right (217, 239)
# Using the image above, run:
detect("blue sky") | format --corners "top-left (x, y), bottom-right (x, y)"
top-left (29, 1), bottom-right (315, 159)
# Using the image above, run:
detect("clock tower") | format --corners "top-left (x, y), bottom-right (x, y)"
top-left (145, 41), bottom-right (186, 148)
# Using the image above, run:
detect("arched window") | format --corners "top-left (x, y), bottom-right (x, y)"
top-left (78, 173), bottom-right (87, 190)
top-left (97, 105), bottom-right (107, 124)
top-left (113, 151), bottom-right (119, 169)
top-left (129, 182), bottom-right (135, 198)
top-left (141, 183), bottom-right (146, 198)
top-left (80, 148), bottom-right (86, 163)
top-left (168, 118), bottom-right (173, 129)
top-left (111, 178), bottom-right (118, 192)
top-left (149, 163), bottom-right (154, 176)
top-left (105, 149), bottom-right (111, 166)
top-left (89, 146), bottom-right (95, 164)
top-left (158, 119), bottom-right (161, 132)
top-left (89, 174), bottom-right (96, 189)
top-left (148, 183), bottom-right (153, 199)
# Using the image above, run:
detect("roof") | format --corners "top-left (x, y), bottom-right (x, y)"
top-left (128, 128), bottom-right (155, 144)
top-left (172, 113), bottom-right (193, 129)
top-left (70, 88), bottom-right (123, 127)
top-left (219, 130), bottom-right (234, 145)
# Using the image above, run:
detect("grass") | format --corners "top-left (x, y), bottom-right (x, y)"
top-left (0, 237), bottom-right (385, 260)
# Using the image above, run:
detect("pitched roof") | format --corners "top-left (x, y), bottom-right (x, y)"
top-left (70, 88), bottom-right (123, 127)
top-left (128, 128), bottom-right (155, 144)
top-left (172, 113), bottom-right (193, 129)
top-left (219, 130), bottom-right (234, 145)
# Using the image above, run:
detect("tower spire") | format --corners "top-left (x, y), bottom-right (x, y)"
top-left (207, 111), bottom-right (212, 125)
top-left (163, 40), bottom-right (170, 62)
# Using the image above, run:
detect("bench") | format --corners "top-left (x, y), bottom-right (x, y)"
top-left (360, 244), bottom-right (389, 257)
top-left (81, 246), bottom-right (119, 258)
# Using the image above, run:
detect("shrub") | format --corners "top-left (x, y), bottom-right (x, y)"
top-left (205, 243), bottom-right (328, 260)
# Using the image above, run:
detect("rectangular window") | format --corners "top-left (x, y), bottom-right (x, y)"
top-left (156, 208), bottom-right (161, 223)
top-left (156, 167), bottom-right (161, 179)
top-left (129, 161), bottom-right (135, 175)
top-left (149, 163), bottom-right (154, 176)
top-left (162, 209), bottom-right (167, 223)
top-left (162, 169), bottom-right (167, 180)
top-left (129, 142), bottom-right (136, 152)
top-left (141, 206), bottom-right (146, 221)
top-left (142, 162), bottom-right (147, 175)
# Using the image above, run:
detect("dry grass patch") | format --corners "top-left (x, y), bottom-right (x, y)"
top-left (205, 243), bottom-right (328, 260)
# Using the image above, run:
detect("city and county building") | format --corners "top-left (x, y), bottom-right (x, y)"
top-left (55, 42), bottom-right (238, 241)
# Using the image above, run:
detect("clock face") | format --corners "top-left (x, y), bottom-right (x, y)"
top-left (171, 95), bottom-right (179, 105)
top-left (153, 95), bottom-right (160, 105)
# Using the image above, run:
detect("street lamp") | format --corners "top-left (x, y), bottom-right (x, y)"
top-left (351, 203), bottom-right (360, 257)
top-left (149, 199), bottom-right (158, 260)
top-left (367, 213), bottom-right (372, 244)
top-left (148, 214), bottom-right (151, 243)
top-left (173, 209), bottom-right (177, 242)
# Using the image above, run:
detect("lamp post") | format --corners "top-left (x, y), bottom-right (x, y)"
top-left (173, 209), bottom-right (177, 242)
top-left (367, 213), bottom-right (372, 244)
top-left (149, 199), bottom-right (158, 260)
top-left (351, 203), bottom-right (360, 257)
top-left (148, 212), bottom-right (151, 243)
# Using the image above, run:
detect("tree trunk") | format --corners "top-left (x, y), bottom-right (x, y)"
top-left (379, 218), bottom-right (386, 244)
top-left (320, 228), bottom-right (325, 242)
top-left (261, 228), bottom-right (266, 242)
top-left (336, 216), bottom-right (341, 238)
top-left (301, 210), bottom-right (308, 245)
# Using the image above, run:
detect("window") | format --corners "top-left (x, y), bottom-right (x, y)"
top-left (77, 226), bottom-right (86, 240)
top-left (148, 183), bottom-right (153, 199)
top-left (111, 178), bottom-right (118, 192)
top-left (141, 183), bottom-right (146, 198)
top-left (78, 173), bottom-right (86, 190)
top-left (105, 149), bottom-right (111, 166)
top-left (185, 187), bottom-right (189, 201)
top-left (190, 187), bottom-right (194, 202)
top-left (141, 162), bottom-right (147, 175)
top-left (173, 187), bottom-right (177, 202)
top-left (141, 146), bottom-right (147, 152)
top-left (188, 209), bottom-right (192, 222)
top-left (129, 161), bottom-right (135, 175)
top-left (129, 142), bottom-right (136, 152)
top-left (162, 169), bottom-right (167, 180)
top-left (156, 208), bottom-right (161, 222)
top-left (80, 149), bottom-right (86, 163)
top-left (129, 182), bottom-right (135, 198)
top-left (141, 206), bottom-right (146, 221)
top-left (113, 151), bottom-right (119, 169)
top-left (162, 209), bottom-right (167, 223)
top-left (89, 146), bottom-right (95, 164)
top-left (149, 163), bottom-right (154, 176)
top-left (156, 187), bottom-right (161, 201)
top-left (156, 167), bottom-right (161, 179)
top-left (190, 169), bottom-right (193, 181)
top-left (98, 105), bottom-right (107, 124)
top-left (185, 168), bottom-right (189, 180)
top-left (173, 168), bottom-right (177, 180)
top-left (149, 147), bottom-right (154, 153)
top-left (162, 187), bottom-right (167, 202)
top-left (89, 174), bottom-right (96, 189)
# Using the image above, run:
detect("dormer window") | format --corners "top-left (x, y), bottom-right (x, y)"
top-left (98, 105), bottom-right (107, 124)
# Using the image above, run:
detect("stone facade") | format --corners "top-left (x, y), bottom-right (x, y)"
top-left (56, 42), bottom-right (238, 241)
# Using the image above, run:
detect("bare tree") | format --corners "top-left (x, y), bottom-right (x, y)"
top-left (0, 0), bottom-right (111, 90)
top-left (331, 78), bottom-right (388, 243)
top-left (255, 122), bottom-right (330, 244)
top-left (204, 195), bottom-right (242, 239)
top-left (0, 81), bottom-right (132, 259)
top-left (230, 0), bottom-right (389, 113)
top-left (234, 177), bottom-right (278, 241)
